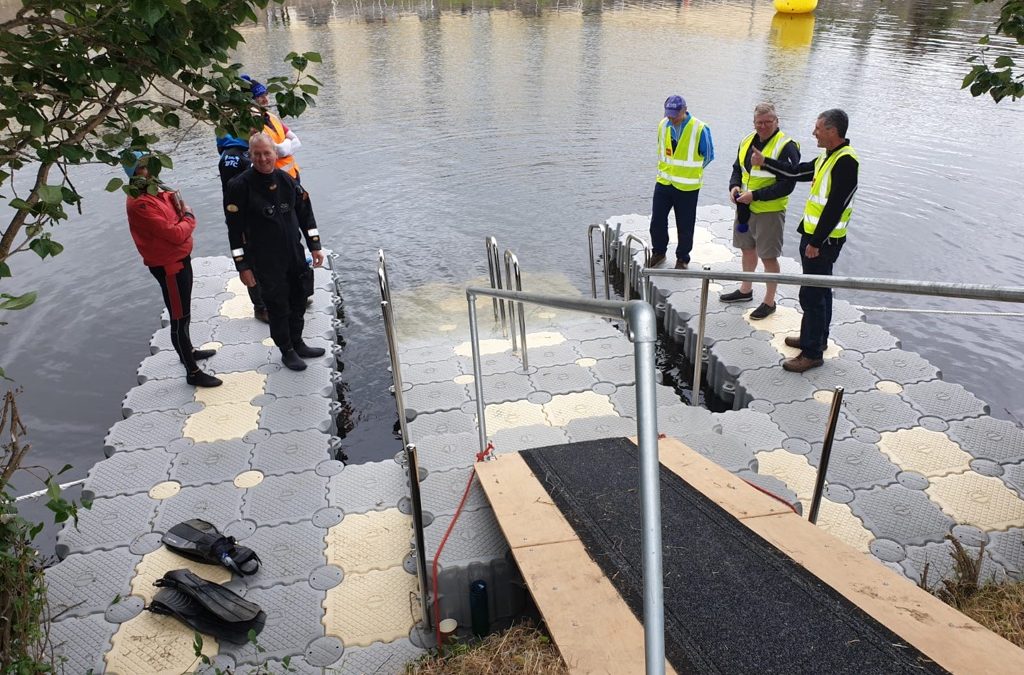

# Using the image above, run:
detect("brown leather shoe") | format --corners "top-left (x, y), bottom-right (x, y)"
top-left (785, 335), bottom-right (827, 351)
top-left (674, 260), bottom-right (688, 270)
top-left (783, 354), bottom-right (824, 373)
top-left (649, 252), bottom-right (666, 267)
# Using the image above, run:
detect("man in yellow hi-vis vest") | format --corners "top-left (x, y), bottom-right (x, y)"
top-left (648, 94), bottom-right (714, 270)
top-left (722, 102), bottom-right (800, 320)
top-left (753, 109), bottom-right (859, 373)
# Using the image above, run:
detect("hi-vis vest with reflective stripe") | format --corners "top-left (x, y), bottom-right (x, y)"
top-left (656, 116), bottom-right (706, 192)
top-left (738, 131), bottom-right (796, 214)
top-left (264, 113), bottom-right (300, 179)
top-left (802, 145), bottom-right (858, 239)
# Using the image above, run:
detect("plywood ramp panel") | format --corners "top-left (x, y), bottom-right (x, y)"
top-left (476, 453), bottom-right (675, 675)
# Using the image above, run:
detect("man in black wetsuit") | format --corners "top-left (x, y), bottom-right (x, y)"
top-left (224, 132), bottom-right (325, 371)
top-left (217, 134), bottom-right (269, 324)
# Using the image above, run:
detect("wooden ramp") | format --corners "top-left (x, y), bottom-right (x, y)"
top-left (475, 437), bottom-right (1024, 675)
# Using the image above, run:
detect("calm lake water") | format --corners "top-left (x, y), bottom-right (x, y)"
top-left (4, 0), bottom-right (1023, 547)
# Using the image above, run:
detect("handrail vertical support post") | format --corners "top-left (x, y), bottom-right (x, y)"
top-left (485, 237), bottom-right (500, 324)
top-left (808, 386), bottom-right (844, 524)
top-left (603, 225), bottom-right (612, 300)
top-left (626, 300), bottom-right (665, 675)
top-left (404, 443), bottom-right (432, 630)
top-left (467, 292), bottom-right (488, 458)
top-left (504, 251), bottom-right (519, 355)
top-left (691, 266), bottom-right (712, 405)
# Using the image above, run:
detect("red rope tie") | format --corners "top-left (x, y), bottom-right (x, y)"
top-left (431, 440), bottom-right (495, 647)
top-left (740, 477), bottom-right (800, 514)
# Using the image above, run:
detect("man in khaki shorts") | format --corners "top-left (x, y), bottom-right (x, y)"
top-left (719, 102), bottom-right (800, 319)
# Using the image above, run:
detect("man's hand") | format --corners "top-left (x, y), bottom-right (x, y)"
top-left (730, 188), bottom-right (740, 204)
top-left (311, 250), bottom-right (325, 268)
top-left (240, 269), bottom-right (257, 287)
top-left (751, 148), bottom-right (764, 167)
top-left (805, 244), bottom-right (820, 259)
top-left (736, 191), bottom-right (753, 205)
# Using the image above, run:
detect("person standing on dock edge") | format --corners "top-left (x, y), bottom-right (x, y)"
top-left (243, 75), bottom-right (302, 181)
top-left (224, 133), bottom-right (325, 372)
top-left (753, 108), bottom-right (859, 373)
top-left (125, 153), bottom-right (222, 388)
top-left (217, 133), bottom-right (270, 325)
top-left (721, 102), bottom-right (800, 320)
top-left (649, 94), bottom-right (715, 270)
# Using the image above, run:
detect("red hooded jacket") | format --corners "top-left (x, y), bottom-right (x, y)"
top-left (126, 191), bottom-right (195, 267)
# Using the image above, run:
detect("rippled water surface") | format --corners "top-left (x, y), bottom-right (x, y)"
top-left (4, 0), bottom-right (1023, 539)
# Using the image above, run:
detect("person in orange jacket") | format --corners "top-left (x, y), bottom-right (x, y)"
top-left (242, 75), bottom-right (302, 181)
top-left (125, 153), bottom-right (222, 387)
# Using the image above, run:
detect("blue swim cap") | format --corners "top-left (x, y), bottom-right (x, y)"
top-left (241, 74), bottom-right (268, 99)
top-left (123, 150), bottom-right (146, 178)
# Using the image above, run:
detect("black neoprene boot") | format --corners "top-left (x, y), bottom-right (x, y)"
top-left (187, 369), bottom-right (223, 387)
top-left (293, 341), bottom-right (325, 359)
top-left (281, 349), bottom-right (307, 371)
top-left (193, 349), bottom-right (216, 361)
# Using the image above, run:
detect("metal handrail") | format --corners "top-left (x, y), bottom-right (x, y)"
top-left (587, 223), bottom-right (611, 299)
top-left (642, 267), bottom-right (1024, 403)
top-left (504, 249), bottom-right (529, 372)
top-left (465, 286), bottom-right (665, 675)
top-left (404, 443), bottom-right (433, 630)
top-left (485, 237), bottom-right (508, 335)
top-left (622, 234), bottom-right (650, 303)
top-left (377, 251), bottom-right (432, 633)
top-left (377, 250), bottom-right (408, 446)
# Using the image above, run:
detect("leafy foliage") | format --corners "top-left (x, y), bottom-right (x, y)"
top-left (964, 1), bottom-right (1024, 101)
top-left (0, 0), bottom-right (320, 342)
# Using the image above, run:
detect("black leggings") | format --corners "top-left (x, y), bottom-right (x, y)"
top-left (148, 256), bottom-right (198, 373)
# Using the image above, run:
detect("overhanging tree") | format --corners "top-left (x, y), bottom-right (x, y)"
top-left (964, 0), bottom-right (1024, 101)
top-left (0, 0), bottom-right (321, 376)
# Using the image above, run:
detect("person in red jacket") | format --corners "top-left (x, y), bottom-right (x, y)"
top-left (125, 153), bottom-right (222, 387)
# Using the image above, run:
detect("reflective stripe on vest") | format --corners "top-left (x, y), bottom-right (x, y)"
top-left (656, 116), bottom-right (705, 191)
top-left (264, 113), bottom-right (300, 179)
top-left (738, 131), bottom-right (795, 214)
top-left (802, 145), bottom-right (859, 238)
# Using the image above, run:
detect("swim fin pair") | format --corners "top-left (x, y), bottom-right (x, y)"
top-left (161, 518), bottom-right (261, 576)
top-left (149, 569), bottom-right (266, 644)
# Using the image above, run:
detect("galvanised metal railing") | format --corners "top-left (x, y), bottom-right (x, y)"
top-left (503, 249), bottom-right (529, 371)
top-left (639, 265), bottom-right (1024, 522)
top-left (622, 234), bottom-right (651, 303)
top-left (376, 249), bottom-right (432, 631)
top-left (485, 236), bottom-right (508, 335)
top-left (465, 287), bottom-right (666, 675)
top-left (587, 223), bottom-right (611, 300)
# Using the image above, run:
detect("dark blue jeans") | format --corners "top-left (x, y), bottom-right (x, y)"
top-left (649, 182), bottom-right (699, 263)
top-left (798, 234), bottom-right (844, 360)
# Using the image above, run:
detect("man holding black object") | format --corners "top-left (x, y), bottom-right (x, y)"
top-left (752, 108), bottom-right (859, 373)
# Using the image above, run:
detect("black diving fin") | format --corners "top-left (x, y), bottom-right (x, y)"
top-left (161, 518), bottom-right (261, 575)
top-left (149, 569), bottom-right (266, 644)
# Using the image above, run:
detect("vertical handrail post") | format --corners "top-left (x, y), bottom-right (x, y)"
top-left (378, 258), bottom-right (409, 447)
top-left (625, 299), bottom-right (665, 675)
top-left (467, 292), bottom-right (488, 458)
top-left (404, 443), bottom-right (432, 630)
top-left (622, 234), bottom-right (649, 302)
top-left (602, 224), bottom-right (612, 299)
top-left (808, 386), bottom-right (845, 524)
top-left (504, 251), bottom-right (519, 355)
top-left (587, 224), bottom-right (601, 299)
top-left (690, 266), bottom-right (712, 405)
top-left (505, 251), bottom-right (529, 372)
top-left (487, 238), bottom-right (508, 336)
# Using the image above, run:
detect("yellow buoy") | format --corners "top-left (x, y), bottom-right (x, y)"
top-left (771, 11), bottom-right (816, 48)
top-left (773, 0), bottom-right (817, 14)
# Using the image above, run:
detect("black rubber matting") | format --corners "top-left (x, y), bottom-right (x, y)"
top-left (521, 437), bottom-right (948, 675)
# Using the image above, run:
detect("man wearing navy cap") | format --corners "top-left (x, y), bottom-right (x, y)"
top-left (648, 95), bottom-right (715, 269)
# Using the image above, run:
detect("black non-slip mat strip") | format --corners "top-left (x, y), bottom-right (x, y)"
top-left (521, 438), bottom-right (949, 675)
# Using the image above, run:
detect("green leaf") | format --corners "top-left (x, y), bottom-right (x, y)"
top-left (37, 184), bottom-right (65, 205)
top-left (8, 198), bottom-right (31, 211)
top-left (0, 291), bottom-right (37, 311)
top-left (299, 84), bottom-right (319, 95)
top-left (0, 262), bottom-right (10, 278)
top-left (105, 178), bottom-right (124, 192)
top-left (130, 0), bottom-right (168, 26)
top-left (302, 51), bottom-right (322, 63)
top-left (994, 55), bottom-right (1015, 69)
